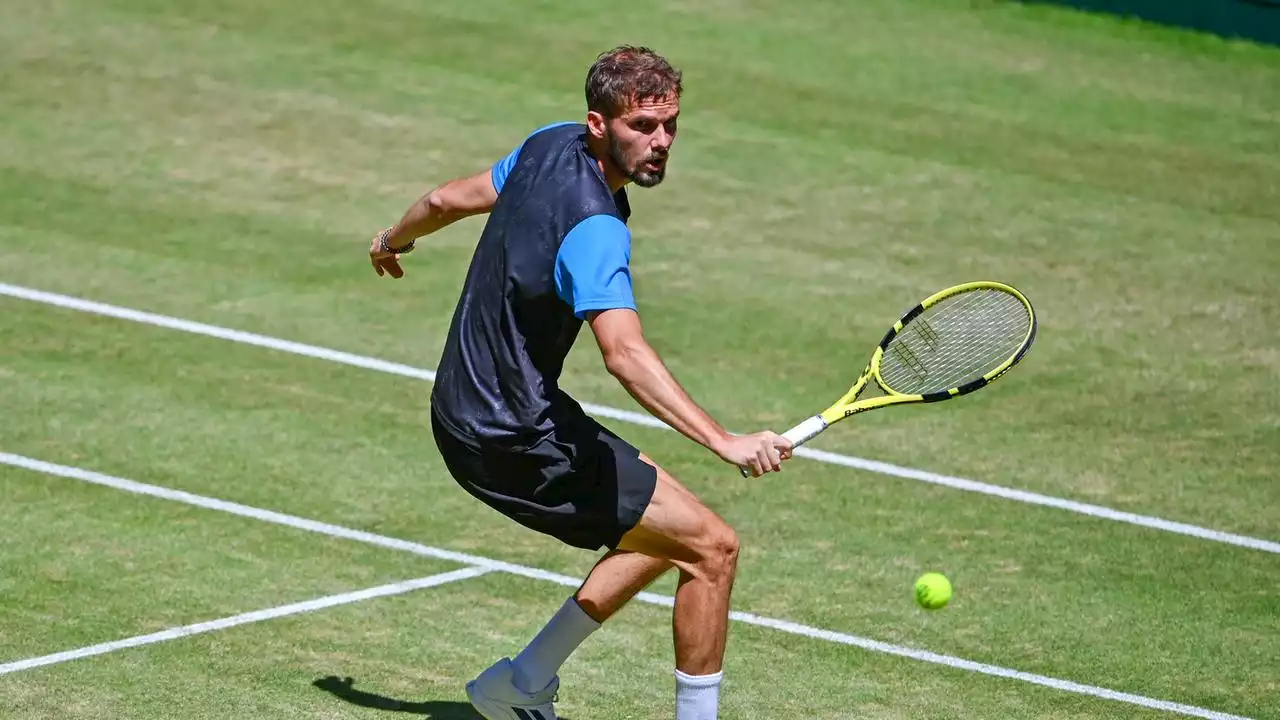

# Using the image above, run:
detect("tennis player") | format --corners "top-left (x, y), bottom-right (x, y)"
top-left (367, 46), bottom-right (793, 720)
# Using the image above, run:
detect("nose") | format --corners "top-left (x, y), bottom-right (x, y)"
top-left (652, 126), bottom-right (673, 150)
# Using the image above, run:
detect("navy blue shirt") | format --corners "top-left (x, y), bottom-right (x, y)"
top-left (491, 124), bottom-right (637, 319)
top-left (431, 123), bottom-right (635, 448)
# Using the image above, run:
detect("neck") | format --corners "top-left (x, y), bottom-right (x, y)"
top-left (586, 135), bottom-right (629, 193)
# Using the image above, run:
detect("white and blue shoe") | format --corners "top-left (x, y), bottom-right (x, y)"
top-left (466, 657), bottom-right (559, 720)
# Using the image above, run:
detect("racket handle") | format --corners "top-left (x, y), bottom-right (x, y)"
top-left (782, 415), bottom-right (829, 448)
top-left (737, 415), bottom-right (829, 477)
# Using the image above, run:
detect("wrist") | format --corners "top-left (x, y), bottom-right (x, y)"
top-left (379, 227), bottom-right (416, 254)
top-left (706, 428), bottom-right (733, 456)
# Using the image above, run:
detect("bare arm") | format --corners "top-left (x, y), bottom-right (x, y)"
top-left (587, 308), bottom-right (792, 476)
top-left (385, 170), bottom-right (498, 246)
top-left (369, 169), bottom-right (498, 278)
top-left (589, 308), bottom-right (729, 451)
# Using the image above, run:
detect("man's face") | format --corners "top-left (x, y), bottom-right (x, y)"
top-left (603, 94), bottom-right (680, 188)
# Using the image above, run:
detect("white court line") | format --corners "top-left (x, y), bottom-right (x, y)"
top-left (0, 452), bottom-right (1252, 720)
top-left (1, 282), bottom-right (1275, 555)
top-left (0, 567), bottom-right (490, 676)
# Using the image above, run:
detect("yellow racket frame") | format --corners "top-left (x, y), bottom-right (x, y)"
top-left (782, 280), bottom-right (1037, 452)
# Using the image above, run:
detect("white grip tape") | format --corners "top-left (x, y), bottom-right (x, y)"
top-left (783, 415), bottom-right (828, 447)
top-left (737, 415), bottom-right (829, 476)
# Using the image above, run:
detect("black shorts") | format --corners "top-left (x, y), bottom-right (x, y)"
top-left (430, 411), bottom-right (658, 551)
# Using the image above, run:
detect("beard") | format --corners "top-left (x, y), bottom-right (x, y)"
top-left (608, 132), bottom-right (667, 188)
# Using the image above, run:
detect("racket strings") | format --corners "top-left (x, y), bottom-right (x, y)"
top-left (917, 297), bottom-right (1027, 390)
top-left (921, 292), bottom-right (1027, 387)
top-left (911, 292), bottom-right (1029, 389)
top-left (879, 289), bottom-right (1029, 395)
top-left (881, 292), bottom-right (991, 388)
top-left (924, 311), bottom-right (1026, 389)
top-left (888, 340), bottom-right (929, 378)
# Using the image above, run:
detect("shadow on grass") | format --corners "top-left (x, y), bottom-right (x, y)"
top-left (312, 675), bottom-right (477, 718)
top-left (312, 675), bottom-right (574, 720)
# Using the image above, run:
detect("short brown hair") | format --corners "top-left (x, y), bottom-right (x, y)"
top-left (585, 46), bottom-right (683, 117)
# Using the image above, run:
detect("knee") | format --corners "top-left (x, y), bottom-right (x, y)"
top-left (696, 523), bottom-right (740, 582)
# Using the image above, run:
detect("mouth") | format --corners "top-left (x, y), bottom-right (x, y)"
top-left (642, 156), bottom-right (667, 172)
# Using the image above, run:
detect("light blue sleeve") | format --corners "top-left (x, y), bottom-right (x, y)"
top-left (491, 121), bottom-right (579, 194)
top-left (554, 215), bottom-right (636, 319)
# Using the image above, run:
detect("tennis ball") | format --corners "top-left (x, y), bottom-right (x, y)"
top-left (914, 572), bottom-right (952, 610)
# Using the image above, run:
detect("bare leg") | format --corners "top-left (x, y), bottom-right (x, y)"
top-left (574, 549), bottom-right (673, 622)
top-left (614, 461), bottom-right (739, 676)
top-left (567, 453), bottom-right (739, 675)
top-left (500, 452), bottom-right (736, 720)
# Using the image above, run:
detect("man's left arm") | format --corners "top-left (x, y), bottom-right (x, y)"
top-left (369, 169), bottom-right (499, 278)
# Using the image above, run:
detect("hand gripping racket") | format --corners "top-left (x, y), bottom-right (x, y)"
top-left (741, 281), bottom-right (1037, 476)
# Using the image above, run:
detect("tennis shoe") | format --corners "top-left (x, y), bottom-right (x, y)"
top-left (466, 657), bottom-right (559, 720)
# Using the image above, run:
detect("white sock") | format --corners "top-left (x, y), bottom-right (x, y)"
top-left (510, 597), bottom-right (601, 694)
top-left (675, 668), bottom-right (723, 720)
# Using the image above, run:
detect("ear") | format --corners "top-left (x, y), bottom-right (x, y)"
top-left (586, 111), bottom-right (608, 140)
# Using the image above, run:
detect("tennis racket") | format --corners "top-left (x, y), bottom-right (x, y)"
top-left (741, 280), bottom-right (1037, 476)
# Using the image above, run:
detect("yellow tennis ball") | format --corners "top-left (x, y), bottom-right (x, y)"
top-left (915, 572), bottom-right (952, 610)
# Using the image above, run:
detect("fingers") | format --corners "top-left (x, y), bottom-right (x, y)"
top-left (368, 229), bottom-right (405, 279)
top-left (383, 256), bottom-right (404, 279)
top-left (727, 432), bottom-right (791, 478)
top-left (747, 436), bottom-right (781, 476)
top-left (754, 432), bottom-right (789, 475)
top-left (772, 433), bottom-right (795, 461)
top-left (370, 254), bottom-right (404, 279)
top-left (761, 442), bottom-right (781, 473)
